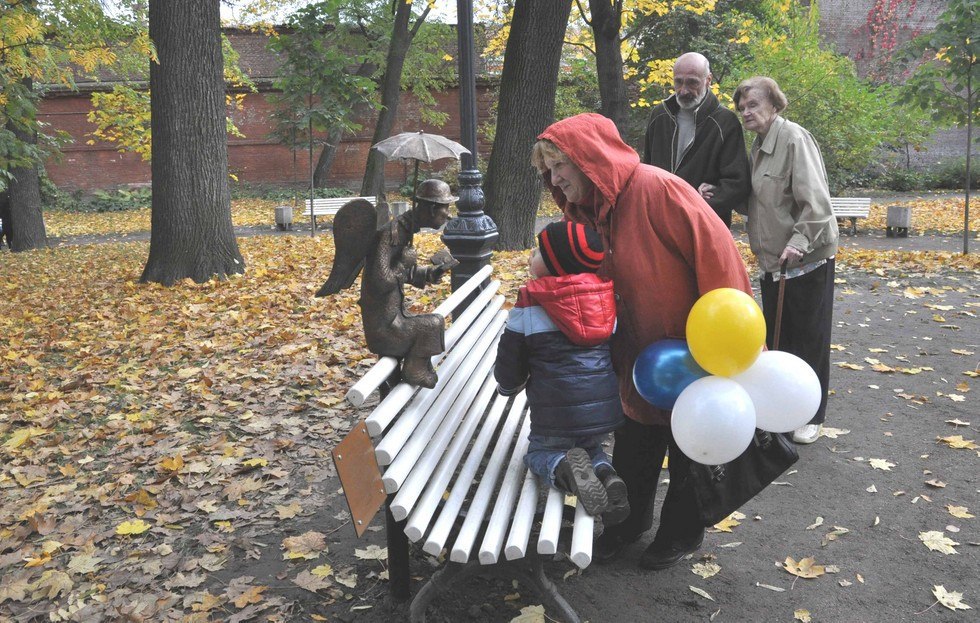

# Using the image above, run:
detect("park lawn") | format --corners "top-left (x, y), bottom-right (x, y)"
top-left (41, 195), bottom-right (977, 239)
top-left (43, 198), bottom-right (280, 237)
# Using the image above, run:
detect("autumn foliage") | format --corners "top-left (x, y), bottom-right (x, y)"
top-left (0, 198), bottom-right (976, 618)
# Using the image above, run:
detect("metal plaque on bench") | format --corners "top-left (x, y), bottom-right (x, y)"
top-left (332, 420), bottom-right (386, 537)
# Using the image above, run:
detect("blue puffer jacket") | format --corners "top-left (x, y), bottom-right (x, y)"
top-left (494, 273), bottom-right (624, 437)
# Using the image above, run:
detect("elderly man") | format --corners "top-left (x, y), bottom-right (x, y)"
top-left (643, 52), bottom-right (750, 229)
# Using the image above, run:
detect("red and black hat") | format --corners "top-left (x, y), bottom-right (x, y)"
top-left (537, 221), bottom-right (605, 276)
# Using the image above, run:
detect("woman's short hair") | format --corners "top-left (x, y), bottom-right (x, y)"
top-left (530, 139), bottom-right (567, 173)
top-left (733, 76), bottom-right (788, 112)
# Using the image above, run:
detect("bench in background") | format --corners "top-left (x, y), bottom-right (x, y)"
top-left (830, 197), bottom-right (871, 235)
top-left (300, 196), bottom-right (377, 230)
top-left (334, 265), bottom-right (595, 623)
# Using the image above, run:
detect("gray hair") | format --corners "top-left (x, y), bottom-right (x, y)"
top-left (733, 76), bottom-right (788, 112)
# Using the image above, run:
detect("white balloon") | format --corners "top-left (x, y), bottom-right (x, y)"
top-left (671, 377), bottom-right (756, 465)
top-left (732, 351), bottom-right (821, 433)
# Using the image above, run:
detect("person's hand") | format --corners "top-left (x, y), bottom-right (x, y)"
top-left (697, 183), bottom-right (716, 200)
top-left (779, 245), bottom-right (804, 265)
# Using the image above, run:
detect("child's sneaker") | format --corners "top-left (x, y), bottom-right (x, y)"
top-left (596, 464), bottom-right (630, 526)
top-left (553, 448), bottom-right (608, 516)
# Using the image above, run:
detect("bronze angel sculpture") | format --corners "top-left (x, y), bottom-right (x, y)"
top-left (316, 180), bottom-right (459, 388)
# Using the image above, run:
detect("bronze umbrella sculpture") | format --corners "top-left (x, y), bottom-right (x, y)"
top-left (370, 131), bottom-right (470, 200)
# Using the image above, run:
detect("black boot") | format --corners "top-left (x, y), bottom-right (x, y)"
top-left (595, 464), bottom-right (630, 527)
top-left (553, 448), bottom-right (608, 516)
top-left (638, 529), bottom-right (705, 570)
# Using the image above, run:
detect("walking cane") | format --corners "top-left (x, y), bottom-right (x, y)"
top-left (772, 260), bottom-right (788, 350)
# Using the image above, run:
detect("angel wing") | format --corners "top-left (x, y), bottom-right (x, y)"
top-left (315, 199), bottom-right (379, 297)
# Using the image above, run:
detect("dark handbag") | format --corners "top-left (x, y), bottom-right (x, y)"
top-left (689, 429), bottom-right (799, 526)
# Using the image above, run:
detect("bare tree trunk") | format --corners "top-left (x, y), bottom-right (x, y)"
top-left (963, 72), bottom-right (972, 255)
top-left (4, 78), bottom-right (48, 252)
top-left (141, 0), bottom-right (244, 286)
top-left (312, 125), bottom-right (344, 188)
top-left (483, 0), bottom-right (572, 250)
top-left (589, 0), bottom-right (628, 136)
top-left (360, 1), bottom-right (429, 200)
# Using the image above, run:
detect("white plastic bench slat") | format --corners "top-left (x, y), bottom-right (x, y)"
top-left (432, 265), bottom-right (494, 318)
top-left (412, 392), bottom-right (511, 545)
top-left (371, 305), bottom-right (504, 457)
top-left (479, 416), bottom-right (533, 565)
top-left (301, 196), bottom-right (377, 216)
top-left (364, 290), bottom-right (503, 438)
top-left (344, 266), bottom-right (494, 407)
top-left (376, 312), bottom-right (505, 470)
top-left (349, 268), bottom-right (601, 573)
top-left (570, 504), bottom-right (595, 569)
top-left (537, 487), bottom-right (565, 556)
top-left (382, 336), bottom-right (497, 498)
top-left (447, 397), bottom-right (528, 563)
top-left (504, 471), bottom-right (540, 561)
top-left (830, 198), bottom-right (871, 216)
top-left (393, 374), bottom-right (499, 523)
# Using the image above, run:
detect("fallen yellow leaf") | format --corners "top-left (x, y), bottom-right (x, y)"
top-left (116, 519), bottom-right (151, 535)
top-left (783, 556), bottom-right (825, 578)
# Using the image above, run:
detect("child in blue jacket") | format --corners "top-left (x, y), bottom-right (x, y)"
top-left (495, 222), bottom-right (629, 524)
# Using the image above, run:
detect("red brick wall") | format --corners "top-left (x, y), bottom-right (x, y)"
top-left (40, 85), bottom-right (495, 191)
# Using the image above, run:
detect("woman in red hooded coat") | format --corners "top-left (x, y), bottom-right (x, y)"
top-left (532, 113), bottom-right (753, 569)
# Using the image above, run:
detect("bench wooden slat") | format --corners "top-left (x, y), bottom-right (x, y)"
top-left (830, 197), bottom-right (871, 234)
top-left (372, 306), bottom-right (505, 462)
top-left (479, 417), bottom-right (533, 565)
top-left (381, 333), bottom-right (502, 494)
top-left (448, 398), bottom-right (527, 563)
top-left (431, 265), bottom-right (494, 317)
top-left (504, 471), bottom-right (540, 561)
top-left (408, 392), bottom-right (511, 544)
top-left (301, 195), bottom-right (377, 216)
top-left (829, 198), bottom-right (871, 206)
top-left (391, 373), bottom-right (498, 520)
top-left (393, 375), bottom-right (499, 523)
top-left (345, 266), bottom-right (601, 596)
top-left (345, 265), bottom-right (495, 408)
top-left (570, 504), bottom-right (596, 568)
top-left (537, 487), bottom-right (565, 556)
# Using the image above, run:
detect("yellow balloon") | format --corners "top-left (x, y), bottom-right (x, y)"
top-left (686, 288), bottom-right (766, 377)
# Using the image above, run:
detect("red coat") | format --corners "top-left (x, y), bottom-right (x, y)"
top-left (538, 113), bottom-right (753, 426)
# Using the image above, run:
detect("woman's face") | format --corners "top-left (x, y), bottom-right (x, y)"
top-left (737, 88), bottom-right (779, 135)
top-left (544, 155), bottom-right (594, 205)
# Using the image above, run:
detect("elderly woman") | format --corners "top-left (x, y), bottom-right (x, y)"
top-left (532, 113), bottom-right (753, 569)
top-left (733, 76), bottom-right (839, 445)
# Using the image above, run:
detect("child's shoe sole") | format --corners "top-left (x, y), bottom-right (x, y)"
top-left (565, 448), bottom-right (608, 516)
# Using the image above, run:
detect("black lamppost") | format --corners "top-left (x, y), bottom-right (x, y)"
top-left (442, 0), bottom-right (498, 293)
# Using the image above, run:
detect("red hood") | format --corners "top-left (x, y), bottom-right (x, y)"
top-left (522, 273), bottom-right (616, 347)
top-left (537, 113), bottom-right (641, 224)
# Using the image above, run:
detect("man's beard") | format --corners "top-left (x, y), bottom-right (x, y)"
top-left (677, 91), bottom-right (706, 110)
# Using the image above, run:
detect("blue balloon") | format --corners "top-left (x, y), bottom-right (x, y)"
top-left (633, 339), bottom-right (709, 409)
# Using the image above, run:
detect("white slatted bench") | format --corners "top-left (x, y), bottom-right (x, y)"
top-left (830, 197), bottom-right (871, 235)
top-left (301, 196), bottom-right (377, 230)
top-left (337, 265), bottom-right (594, 623)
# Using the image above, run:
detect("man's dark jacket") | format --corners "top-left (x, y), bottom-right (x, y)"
top-left (642, 91), bottom-right (751, 228)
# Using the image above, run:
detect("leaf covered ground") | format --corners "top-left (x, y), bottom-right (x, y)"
top-left (1, 199), bottom-right (978, 622)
